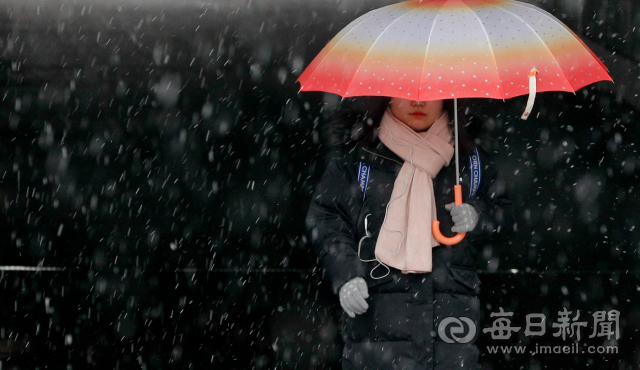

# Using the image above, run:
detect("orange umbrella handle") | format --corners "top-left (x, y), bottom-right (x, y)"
top-left (432, 185), bottom-right (466, 246)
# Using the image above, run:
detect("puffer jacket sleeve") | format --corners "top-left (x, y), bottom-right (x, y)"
top-left (305, 154), bottom-right (365, 295)
top-left (466, 148), bottom-right (515, 242)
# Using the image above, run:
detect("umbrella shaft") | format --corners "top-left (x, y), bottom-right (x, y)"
top-left (454, 98), bottom-right (460, 186)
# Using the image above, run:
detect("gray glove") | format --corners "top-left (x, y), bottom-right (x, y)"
top-left (339, 277), bottom-right (369, 318)
top-left (445, 203), bottom-right (479, 233)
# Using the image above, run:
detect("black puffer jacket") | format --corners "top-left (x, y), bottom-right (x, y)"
top-left (305, 138), bottom-right (514, 370)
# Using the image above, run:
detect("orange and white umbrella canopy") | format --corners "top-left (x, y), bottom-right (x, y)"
top-left (298, 0), bottom-right (611, 103)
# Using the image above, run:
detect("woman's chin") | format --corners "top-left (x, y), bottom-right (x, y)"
top-left (405, 119), bottom-right (433, 132)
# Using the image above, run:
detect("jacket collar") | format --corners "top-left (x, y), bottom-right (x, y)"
top-left (352, 138), bottom-right (404, 172)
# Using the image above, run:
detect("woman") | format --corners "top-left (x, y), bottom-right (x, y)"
top-left (305, 96), bottom-right (514, 370)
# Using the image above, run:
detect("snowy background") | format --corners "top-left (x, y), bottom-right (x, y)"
top-left (0, 0), bottom-right (639, 368)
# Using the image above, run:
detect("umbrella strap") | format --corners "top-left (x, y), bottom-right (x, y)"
top-left (521, 68), bottom-right (538, 120)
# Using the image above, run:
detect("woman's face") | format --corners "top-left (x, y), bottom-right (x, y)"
top-left (389, 98), bottom-right (444, 132)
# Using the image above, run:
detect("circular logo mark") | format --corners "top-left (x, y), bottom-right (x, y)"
top-left (438, 317), bottom-right (477, 344)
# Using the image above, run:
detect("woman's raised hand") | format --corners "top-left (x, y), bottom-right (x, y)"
top-left (339, 277), bottom-right (369, 318)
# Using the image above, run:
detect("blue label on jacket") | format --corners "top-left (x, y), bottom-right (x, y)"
top-left (357, 162), bottom-right (370, 201)
top-left (469, 148), bottom-right (482, 199)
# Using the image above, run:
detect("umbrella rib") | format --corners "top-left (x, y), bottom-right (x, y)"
top-left (460, 0), bottom-right (506, 99)
top-left (344, 5), bottom-right (419, 95)
top-left (418, 0), bottom-right (446, 101)
top-left (508, 0), bottom-right (610, 75)
top-left (476, 0), bottom-right (572, 92)
top-left (298, 6), bottom-right (388, 84)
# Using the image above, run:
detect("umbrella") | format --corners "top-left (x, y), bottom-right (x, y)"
top-left (298, 0), bottom-right (612, 244)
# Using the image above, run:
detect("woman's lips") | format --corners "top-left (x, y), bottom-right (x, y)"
top-left (410, 112), bottom-right (426, 117)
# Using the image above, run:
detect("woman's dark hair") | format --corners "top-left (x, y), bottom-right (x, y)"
top-left (324, 96), bottom-right (479, 158)
top-left (324, 96), bottom-right (390, 147)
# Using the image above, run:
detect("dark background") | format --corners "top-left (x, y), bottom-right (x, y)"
top-left (0, 0), bottom-right (639, 368)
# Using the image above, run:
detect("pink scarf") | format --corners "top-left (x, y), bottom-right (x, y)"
top-left (374, 108), bottom-right (454, 273)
